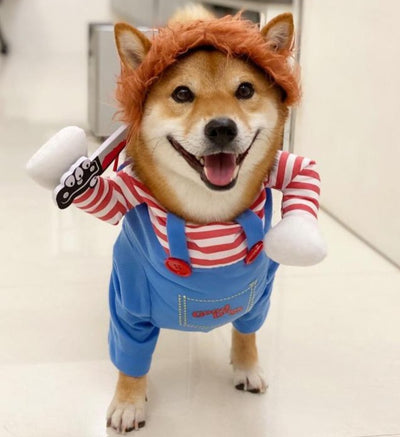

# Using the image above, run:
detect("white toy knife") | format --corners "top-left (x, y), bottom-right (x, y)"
top-left (53, 124), bottom-right (128, 209)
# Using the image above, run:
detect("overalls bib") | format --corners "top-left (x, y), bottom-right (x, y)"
top-left (108, 188), bottom-right (279, 377)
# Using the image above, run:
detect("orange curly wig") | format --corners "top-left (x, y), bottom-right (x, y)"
top-left (115, 14), bottom-right (301, 136)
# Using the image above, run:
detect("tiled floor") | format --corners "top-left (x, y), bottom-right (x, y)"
top-left (1, 35), bottom-right (400, 437)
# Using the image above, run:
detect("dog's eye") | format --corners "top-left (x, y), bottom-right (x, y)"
top-left (172, 86), bottom-right (195, 103)
top-left (235, 82), bottom-right (254, 100)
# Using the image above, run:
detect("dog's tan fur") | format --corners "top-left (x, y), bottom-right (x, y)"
top-left (107, 373), bottom-right (147, 432)
top-left (108, 5), bottom-right (294, 433)
top-left (231, 329), bottom-right (259, 369)
top-left (168, 3), bottom-right (215, 24)
top-left (133, 50), bottom-right (287, 223)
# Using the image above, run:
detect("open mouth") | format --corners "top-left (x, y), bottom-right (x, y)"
top-left (167, 131), bottom-right (259, 190)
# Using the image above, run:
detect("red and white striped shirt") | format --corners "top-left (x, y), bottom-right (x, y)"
top-left (74, 151), bottom-right (320, 268)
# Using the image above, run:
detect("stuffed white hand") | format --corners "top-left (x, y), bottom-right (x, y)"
top-left (264, 214), bottom-right (327, 266)
top-left (26, 126), bottom-right (88, 190)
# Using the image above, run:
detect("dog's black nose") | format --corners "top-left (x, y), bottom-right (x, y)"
top-left (204, 118), bottom-right (238, 146)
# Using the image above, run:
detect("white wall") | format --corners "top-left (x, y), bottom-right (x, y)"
top-left (1, 0), bottom-right (111, 56)
top-left (0, 0), bottom-right (112, 124)
top-left (294, 0), bottom-right (400, 266)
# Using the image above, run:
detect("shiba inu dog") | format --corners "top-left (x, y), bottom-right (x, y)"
top-left (25, 3), bottom-right (327, 433)
top-left (104, 5), bottom-right (300, 433)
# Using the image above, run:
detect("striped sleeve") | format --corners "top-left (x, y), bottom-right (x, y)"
top-left (73, 167), bottom-right (144, 225)
top-left (266, 150), bottom-right (321, 219)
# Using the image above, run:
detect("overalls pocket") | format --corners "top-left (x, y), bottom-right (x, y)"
top-left (178, 280), bottom-right (259, 331)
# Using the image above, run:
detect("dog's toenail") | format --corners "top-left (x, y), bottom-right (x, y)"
top-left (248, 388), bottom-right (261, 394)
top-left (235, 383), bottom-right (245, 391)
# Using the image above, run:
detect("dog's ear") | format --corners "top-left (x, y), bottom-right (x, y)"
top-left (114, 23), bottom-right (151, 70)
top-left (261, 13), bottom-right (294, 53)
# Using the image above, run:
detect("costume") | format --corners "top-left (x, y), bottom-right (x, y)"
top-left (108, 190), bottom-right (278, 377)
top-left (73, 150), bottom-right (320, 268)
top-left (73, 150), bottom-right (320, 377)
top-left (26, 14), bottom-right (327, 379)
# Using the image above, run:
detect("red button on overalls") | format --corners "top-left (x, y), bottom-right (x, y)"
top-left (165, 257), bottom-right (192, 277)
top-left (244, 241), bottom-right (264, 265)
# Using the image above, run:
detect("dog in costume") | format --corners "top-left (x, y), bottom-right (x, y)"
top-left (27, 5), bottom-right (326, 433)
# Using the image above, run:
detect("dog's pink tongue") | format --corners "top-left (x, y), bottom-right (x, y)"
top-left (204, 153), bottom-right (236, 186)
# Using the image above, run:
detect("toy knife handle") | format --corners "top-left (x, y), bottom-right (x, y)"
top-left (54, 157), bottom-right (102, 209)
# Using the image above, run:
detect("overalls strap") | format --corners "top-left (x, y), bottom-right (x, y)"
top-left (165, 212), bottom-right (192, 277)
top-left (235, 209), bottom-right (264, 250)
top-left (166, 212), bottom-right (190, 263)
top-left (235, 209), bottom-right (265, 265)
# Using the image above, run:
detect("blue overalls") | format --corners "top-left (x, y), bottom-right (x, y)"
top-left (109, 188), bottom-right (279, 377)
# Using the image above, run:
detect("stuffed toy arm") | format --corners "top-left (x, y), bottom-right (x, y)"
top-left (264, 151), bottom-right (327, 266)
top-left (72, 172), bottom-right (132, 225)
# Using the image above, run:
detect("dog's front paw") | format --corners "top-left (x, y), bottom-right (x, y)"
top-left (107, 400), bottom-right (146, 434)
top-left (233, 366), bottom-right (268, 394)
